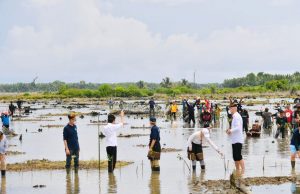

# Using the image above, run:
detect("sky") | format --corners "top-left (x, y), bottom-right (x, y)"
top-left (0, 0), bottom-right (300, 84)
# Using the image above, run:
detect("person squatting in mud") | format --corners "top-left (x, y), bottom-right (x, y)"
top-left (226, 102), bottom-right (245, 172)
top-left (187, 123), bottom-right (224, 171)
top-left (103, 111), bottom-right (125, 173)
top-left (147, 117), bottom-right (161, 172)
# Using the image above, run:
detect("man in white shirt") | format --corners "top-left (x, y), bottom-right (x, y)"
top-left (226, 103), bottom-right (245, 171)
top-left (187, 123), bottom-right (224, 171)
top-left (103, 110), bottom-right (124, 173)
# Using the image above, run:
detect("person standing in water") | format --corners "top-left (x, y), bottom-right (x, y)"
top-left (0, 130), bottom-right (8, 177)
top-left (275, 110), bottom-right (288, 139)
top-left (241, 109), bottom-right (249, 133)
top-left (103, 111), bottom-right (125, 173)
top-left (147, 117), bottom-right (161, 172)
top-left (262, 108), bottom-right (272, 129)
top-left (185, 100), bottom-right (196, 125)
top-left (170, 101), bottom-right (178, 121)
top-left (226, 103), bottom-right (245, 171)
top-left (290, 120), bottom-right (300, 169)
top-left (63, 113), bottom-right (80, 171)
top-left (187, 123), bottom-right (224, 171)
top-left (149, 98), bottom-right (155, 117)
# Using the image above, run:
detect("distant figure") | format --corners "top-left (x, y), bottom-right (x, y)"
top-left (187, 123), bottom-right (223, 171)
top-left (149, 98), bottom-right (155, 117)
top-left (226, 106), bottom-right (233, 128)
top-left (262, 108), bottom-right (272, 129)
top-left (195, 98), bottom-right (202, 118)
top-left (170, 101), bottom-right (178, 121)
top-left (215, 104), bottom-right (222, 122)
top-left (147, 117), bottom-right (161, 172)
top-left (103, 111), bottom-right (125, 173)
top-left (241, 109), bottom-right (249, 133)
top-left (16, 100), bottom-right (23, 115)
top-left (0, 130), bottom-right (8, 177)
top-left (63, 114), bottom-right (80, 171)
top-left (285, 105), bottom-right (293, 132)
top-left (294, 103), bottom-right (300, 128)
top-left (119, 100), bottom-right (124, 110)
top-left (275, 110), bottom-right (288, 139)
top-left (184, 100), bottom-right (196, 125)
top-left (1, 112), bottom-right (12, 135)
top-left (200, 107), bottom-right (212, 127)
top-left (108, 99), bottom-right (114, 110)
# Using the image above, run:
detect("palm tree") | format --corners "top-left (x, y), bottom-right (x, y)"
top-left (181, 79), bottom-right (189, 86)
top-left (136, 80), bottom-right (145, 89)
top-left (160, 77), bottom-right (172, 88)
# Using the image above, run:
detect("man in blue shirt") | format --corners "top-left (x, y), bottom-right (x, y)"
top-left (148, 117), bottom-right (161, 172)
top-left (63, 113), bottom-right (80, 171)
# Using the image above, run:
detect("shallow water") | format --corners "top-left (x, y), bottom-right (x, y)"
top-left (0, 99), bottom-right (299, 193)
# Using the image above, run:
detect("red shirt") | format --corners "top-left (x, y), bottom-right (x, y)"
top-left (285, 109), bottom-right (293, 123)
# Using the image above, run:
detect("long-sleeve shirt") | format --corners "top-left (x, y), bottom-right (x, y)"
top-left (0, 135), bottom-right (8, 154)
top-left (185, 101), bottom-right (196, 115)
top-left (103, 123), bottom-right (123, 147)
top-left (186, 129), bottom-right (219, 152)
top-left (63, 124), bottom-right (80, 151)
top-left (230, 112), bottom-right (244, 144)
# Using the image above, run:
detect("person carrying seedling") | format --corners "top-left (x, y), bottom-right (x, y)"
top-left (147, 117), bottom-right (161, 172)
top-left (187, 123), bottom-right (223, 171)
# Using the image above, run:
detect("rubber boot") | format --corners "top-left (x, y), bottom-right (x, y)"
top-left (108, 161), bottom-right (113, 173)
top-left (292, 161), bottom-right (296, 169)
top-left (152, 166), bottom-right (160, 172)
top-left (201, 165), bottom-right (205, 170)
top-left (1, 170), bottom-right (5, 177)
top-left (192, 165), bottom-right (196, 171)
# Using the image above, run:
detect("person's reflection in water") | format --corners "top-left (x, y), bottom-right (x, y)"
top-left (291, 170), bottom-right (300, 194)
top-left (108, 173), bottom-right (117, 193)
top-left (0, 176), bottom-right (6, 194)
top-left (66, 171), bottom-right (80, 194)
top-left (149, 172), bottom-right (160, 194)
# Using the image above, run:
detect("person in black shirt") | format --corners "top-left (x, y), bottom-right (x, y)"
top-left (241, 109), bottom-right (249, 133)
top-left (63, 114), bottom-right (80, 171)
top-left (200, 107), bottom-right (212, 127)
top-left (275, 110), bottom-right (288, 139)
top-left (8, 102), bottom-right (16, 118)
top-left (148, 117), bottom-right (161, 172)
top-left (184, 100), bottom-right (196, 125)
top-left (149, 98), bottom-right (155, 117)
top-left (293, 103), bottom-right (300, 128)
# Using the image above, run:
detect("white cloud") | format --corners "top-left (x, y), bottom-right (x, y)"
top-left (0, 0), bottom-right (299, 83)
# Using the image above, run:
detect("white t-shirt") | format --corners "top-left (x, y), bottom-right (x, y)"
top-left (230, 112), bottom-right (244, 144)
top-left (103, 123), bottom-right (123, 147)
top-left (186, 128), bottom-right (219, 151)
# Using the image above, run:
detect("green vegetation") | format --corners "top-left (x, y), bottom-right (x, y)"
top-left (0, 72), bottom-right (299, 99)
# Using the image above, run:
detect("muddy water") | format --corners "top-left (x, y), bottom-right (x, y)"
top-left (0, 99), bottom-right (298, 193)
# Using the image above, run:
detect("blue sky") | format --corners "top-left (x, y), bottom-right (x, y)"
top-left (0, 0), bottom-right (299, 83)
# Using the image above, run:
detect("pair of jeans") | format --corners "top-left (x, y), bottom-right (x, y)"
top-left (106, 146), bottom-right (117, 173)
top-left (65, 150), bottom-right (79, 169)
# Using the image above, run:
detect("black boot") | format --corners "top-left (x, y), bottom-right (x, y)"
top-left (152, 167), bottom-right (160, 172)
top-left (192, 165), bottom-right (196, 171)
top-left (108, 161), bottom-right (113, 173)
top-left (1, 170), bottom-right (6, 177)
top-left (292, 161), bottom-right (296, 169)
top-left (201, 165), bottom-right (205, 170)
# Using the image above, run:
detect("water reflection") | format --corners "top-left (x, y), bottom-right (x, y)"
top-left (149, 172), bottom-right (160, 194)
top-left (66, 171), bottom-right (80, 194)
top-left (291, 170), bottom-right (300, 194)
top-left (107, 173), bottom-right (117, 194)
top-left (1, 177), bottom-right (6, 194)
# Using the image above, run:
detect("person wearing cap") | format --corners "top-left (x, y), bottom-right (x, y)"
top-left (275, 110), bottom-right (288, 139)
top-left (148, 117), bottom-right (161, 172)
top-left (0, 130), bottom-right (8, 177)
top-left (63, 113), bottom-right (80, 171)
top-left (103, 111), bottom-right (125, 173)
top-left (262, 108), bottom-right (272, 129)
top-left (187, 123), bottom-right (224, 171)
top-left (170, 101), bottom-right (178, 121)
top-left (226, 103), bottom-right (245, 171)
